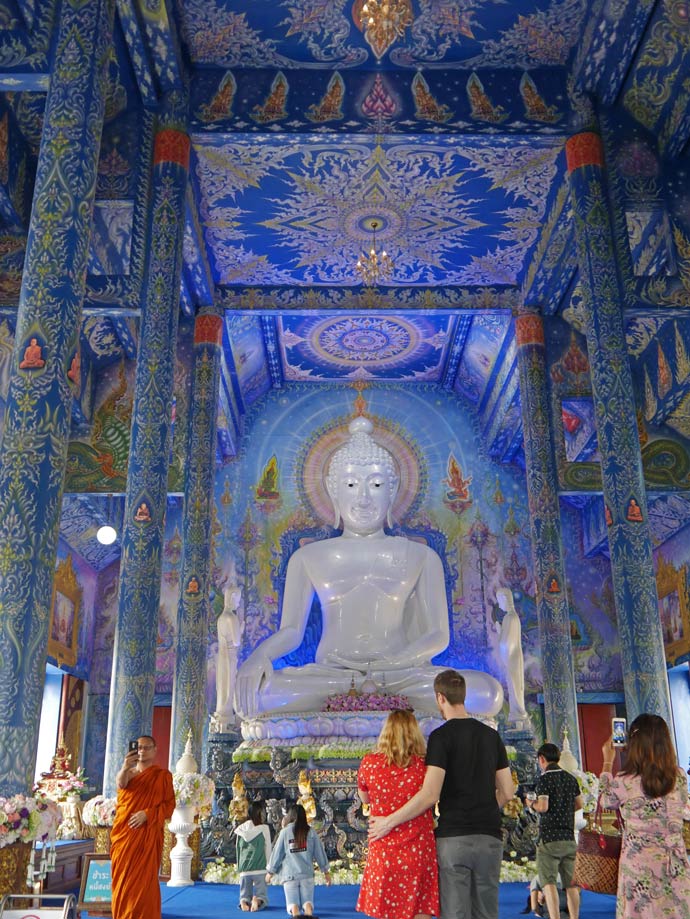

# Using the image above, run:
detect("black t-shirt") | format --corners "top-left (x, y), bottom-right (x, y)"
top-left (425, 717), bottom-right (510, 839)
top-left (535, 766), bottom-right (581, 843)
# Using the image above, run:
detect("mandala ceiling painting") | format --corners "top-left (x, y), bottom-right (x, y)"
top-left (279, 314), bottom-right (452, 382)
top-left (193, 134), bottom-right (562, 287)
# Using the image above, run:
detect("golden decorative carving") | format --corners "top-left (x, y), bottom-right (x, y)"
top-left (94, 827), bottom-right (112, 855)
top-left (48, 555), bottom-right (82, 669)
top-left (655, 556), bottom-right (690, 665)
top-left (0, 841), bottom-right (31, 897)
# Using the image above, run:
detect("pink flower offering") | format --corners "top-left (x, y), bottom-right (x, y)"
top-left (323, 691), bottom-right (411, 713)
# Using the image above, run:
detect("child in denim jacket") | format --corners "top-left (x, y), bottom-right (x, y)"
top-left (265, 804), bottom-right (331, 917)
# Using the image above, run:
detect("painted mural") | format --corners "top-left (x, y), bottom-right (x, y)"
top-left (192, 135), bottom-right (562, 288)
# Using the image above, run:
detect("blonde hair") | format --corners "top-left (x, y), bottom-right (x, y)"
top-left (377, 710), bottom-right (426, 768)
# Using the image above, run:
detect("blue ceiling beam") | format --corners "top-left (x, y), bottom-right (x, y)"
top-left (216, 286), bottom-right (521, 313)
top-left (522, 177), bottom-right (576, 314)
top-left (441, 314), bottom-right (473, 391)
top-left (570, 0), bottom-right (655, 106)
top-left (182, 186), bottom-right (215, 309)
top-left (115, 0), bottom-right (160, 106)
top-left (260, 315), bottom-right (283, 389)
top-left (116, 0), bottom-right (188, 104)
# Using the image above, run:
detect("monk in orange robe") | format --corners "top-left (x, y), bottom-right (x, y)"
top-left (110, 735), bottom-right (175, 919)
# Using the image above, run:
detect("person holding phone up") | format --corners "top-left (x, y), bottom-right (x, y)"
top-left (600, 714), bottom-right (690, 919)
top-left (527, 743), bottom-right (582, 919)
top-left (110, 735), bottom-right (175, 919)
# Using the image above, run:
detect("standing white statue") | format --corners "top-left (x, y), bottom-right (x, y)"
top-left (212, 585), bottom-right (242, 732)
top-left (234, 417), bottom-right (504, 718)
top-left (495, 587), bottom-right (528, 723)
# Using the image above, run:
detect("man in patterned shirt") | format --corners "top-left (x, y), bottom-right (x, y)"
top-left (531, 742), bottom-right (583, 919)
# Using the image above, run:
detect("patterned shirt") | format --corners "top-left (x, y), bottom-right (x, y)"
top-left (535, 765), bottom-right (580, 843)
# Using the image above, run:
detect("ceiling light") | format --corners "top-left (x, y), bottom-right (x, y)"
top-left (96, 525), bottom-right (117, 545)
top-left (358, 0), bottom-right (413, 59)
top-left (355, 219), bottom-right (394, 286)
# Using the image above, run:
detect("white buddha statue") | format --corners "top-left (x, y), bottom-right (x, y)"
top-left (212, 585), bottom-right (242, 729)
top-left (234, 417), bottom-right (504, 719)
top-left (495, 586), bottom-right (528, 723)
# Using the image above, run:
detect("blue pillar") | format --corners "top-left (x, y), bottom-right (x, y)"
top-left (103, 93), bottom-right (190, 793)
top-left (566, 131), bottom-right (671, 723)
top-left (0, 0), bottom-right (115, 794)
top-left (515, 308), bottom-right (580, 759)
top-left (170, 306), bottom-right (223, 767)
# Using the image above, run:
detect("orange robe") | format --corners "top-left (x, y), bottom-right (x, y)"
top-left (110, 765), bottom-right (175, 919)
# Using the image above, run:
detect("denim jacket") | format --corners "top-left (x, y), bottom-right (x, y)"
top-left (266, 824), bottom-right (329, 881)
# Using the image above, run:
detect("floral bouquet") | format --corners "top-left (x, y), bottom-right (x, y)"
top-left (0, 793), bottom-right (62, 849)
top-left (576, 771), bottom-right (600, 813)
top-left (55, 767), bottom-right (88, 797)
top-left (323, 691), bottom-right (411, 713)
top-left (326, 856), bottom-right (364, 885)
top-left (203, 857), bottom-right (238, 884)
top-left (172, 773), bottom-right (216, 818)
top-left (82, 795), bottom-right (118, 827)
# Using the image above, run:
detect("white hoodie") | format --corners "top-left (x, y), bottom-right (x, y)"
top-left (234, 820), bottom-right (272, 877)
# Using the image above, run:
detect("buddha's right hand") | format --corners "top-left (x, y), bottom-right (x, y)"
top-left (235, 653), bottom-right (272, 717)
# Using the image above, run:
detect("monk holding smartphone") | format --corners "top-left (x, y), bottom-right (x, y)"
top-left (110, 735), bottom-right (175, 919)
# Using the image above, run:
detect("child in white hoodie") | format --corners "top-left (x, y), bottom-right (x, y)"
top-left (235, 800), bottom-right (272, 912)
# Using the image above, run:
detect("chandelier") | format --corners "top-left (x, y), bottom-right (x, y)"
top-left (355, 220), bottom-right (394, 286)
top-left (359, 0), bottom-right (414, 59)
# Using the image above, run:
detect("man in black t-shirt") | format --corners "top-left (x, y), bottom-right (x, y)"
top-left (531, 743), bottom-right (583, 919)
top-left (369, 669), bottom-right (515, 918)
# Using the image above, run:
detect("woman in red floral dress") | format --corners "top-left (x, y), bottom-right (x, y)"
top-left (357, 710), bottom-right (440, 919)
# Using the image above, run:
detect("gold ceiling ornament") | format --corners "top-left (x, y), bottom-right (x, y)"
top-left (355, 220), bottom-right (394, 286)
top-left (358, 0), bottom-right (414, 60)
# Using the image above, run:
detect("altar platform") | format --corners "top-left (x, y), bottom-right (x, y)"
top-left (77, 881), bottom-right (617, 918)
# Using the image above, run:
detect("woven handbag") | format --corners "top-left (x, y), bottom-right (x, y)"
top-left (572, 796), bottom-right (622, 895)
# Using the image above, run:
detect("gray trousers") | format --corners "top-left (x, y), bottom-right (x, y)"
top-left (436, 834), bottom-right (503, 919)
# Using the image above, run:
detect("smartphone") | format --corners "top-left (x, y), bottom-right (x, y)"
top-left (612, 717), bottom-right (627, 747)
top-left (128, 740), bottom-right (139, 753)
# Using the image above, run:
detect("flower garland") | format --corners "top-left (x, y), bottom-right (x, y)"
top-left (0, 793), bottom-right (62, 849)
top-left (172, 773), bottom-right (216, 818)
top-left (323, 691), bottom-right (411, 713)
top-left (82, 795), bottom-right (118, 827)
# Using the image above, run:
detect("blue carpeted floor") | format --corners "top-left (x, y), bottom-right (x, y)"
top-left (79, 881), bottom-right (617, 918)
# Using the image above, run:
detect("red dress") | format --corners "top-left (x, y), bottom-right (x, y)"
top-left (357, 752), bottom-right (440, 919)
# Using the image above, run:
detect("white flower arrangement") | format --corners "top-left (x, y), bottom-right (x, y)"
top-left (324, 857), bottom-right (363, 885)
top-left (233, 740), bottom-right (376, 763)
top-left (0, 793), bottom-right (62, 849)
top-left (500, 856), bottom-right (535, 883)
top-left (203, 857), bottom-right (239, 884)
top-left (204, 854), bottom-right (534, 885)
top-left (203, 855), bottom-right (364, 886)
top-left (172, 772), bottom-right (215, 818)
top-left (82, 795), bottom-right (118, 827)
top-left (576, 771), bottom-right (600, 813)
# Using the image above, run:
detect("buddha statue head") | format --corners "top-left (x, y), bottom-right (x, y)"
top-left (326, 417), bottom-right (399, 531)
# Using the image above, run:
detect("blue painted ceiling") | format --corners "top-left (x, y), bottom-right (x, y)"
top-left (1, 0), bottom-right (689, 565)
